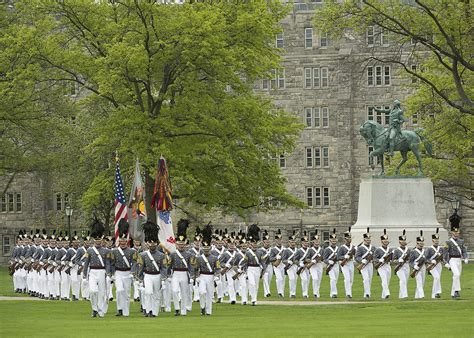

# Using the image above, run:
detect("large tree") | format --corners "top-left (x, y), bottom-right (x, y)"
top-left (17, 0), bottom-right (303, 221)
top-left (313, 0), bottom-right (473, 208)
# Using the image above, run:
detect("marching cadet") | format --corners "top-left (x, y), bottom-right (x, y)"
top-left (373, 229), bottom-right (392, 299)
top-left (82, 220), bottom-right (111, 318)
top-left (169, 219), bottom-right (194, 316)
top-left (306, 231), bottom-right (324, 298)
top-left (240, 224), bottom-right (262, 306)
top-left (219, 232), bottom-right (238, 304)
top-left (25, 231), bottom-right (38, 296)
top-left (392, 230), bottom-right (410, 299)
top-left (323, 229), bottom-right (339, 298)
top-left (10, 232), bottom-right (23, 293)
top-left (355, 228), bottom-right (374, 299)
top-left (234, 235), bottom-right (249, 305)
top-left (337, 228), bottom-right (355, 299)
top-left (425, 228), bottom-right (444, 299)
top-left (295, 232), bottom-right (310, 298)
top-left (105, 233), bottom-right (115, 302)
top-left (109, 220), bottom-right (136, 317)
top-left (137, 221), bottom-right (168, 318)
top-left (188, 227), bottom-right (202, 303)
top-left (444, 211), bottom-right (469, 299)
top-left (79, 232), bottom-right (91, 300)
top-left (57, 233), bottom-right (71, 301)
top-left (19, 233), bottom-right (30, 293)
top-left (283, 231), bottom-right (299, 298)
top-left (65, 232), bottom-right (81, 301)
top-left (409, 231), bottom-right (426, 299)
top-left (196, 225), bottom-right (221, 315)
top-left (269, 229), bottom-right (286, 298)
top-left (258, 230), bottom-right (273, 298)
top-left (210, 230), bottom-right (226, 303)
top-left (131, 238), bottom-right (143, 302)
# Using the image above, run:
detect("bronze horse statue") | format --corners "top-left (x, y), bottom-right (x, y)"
top-left (360, 120), bottom-right (432, 176)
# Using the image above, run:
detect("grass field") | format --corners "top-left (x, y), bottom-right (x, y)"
top-left (0, 265), bottom-right (473, 337)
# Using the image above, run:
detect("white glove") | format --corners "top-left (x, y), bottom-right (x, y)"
top-left (464, 259), bottom-right (469, 264)
top-left (237, 268), bottom-right (242, 273)
top-left (398, 258), bottom-right (404, 263)
top-left (328, 260), bottom-right (334, 265)
top-left (189, 278), bottom-right (194, 285)
top-left (378, 258), bottom-right (384, 263)
top-left (214, 276), bottom-right (220, 283)
top-left (444, 263), bottom-right (451, 269)
top-left (225, 263), bottom-right (231, 268)
top-left (299, 262), bottom-right (304, 267)
top-left (161, 281), bottom-right (166, 290)
top-left (414, 265), bottom-right (419, 271)
top-left (311, 259), bottom-right (316, 264)
top-left (344, 254), bottom-right (350, 259)
top-left (288, 260), bottom-right (293, 265)
top-left (276, 254), bottom-right (281, 260)
top-left (362, 259), bottom-right (367, 264)
top-left (431, 260), bottom-right (436, 265)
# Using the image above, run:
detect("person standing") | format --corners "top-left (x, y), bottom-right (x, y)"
top-left (444, 211), bottom-right (469, 299)
top-left (373, 229), bottom-right (392, 299)
top-left (188, 228), bottom-right (202, 303)
top-left (409, 231), bottom-right (426, 299)
top-left (220, 233), bottom-right (238, 304)
top-left (355, 228), bottom-right (374, 299)
top-left (241, 224), bottom-right (262, 306)
top-left (392, 230), bottom-right (410, 299)
top-left (307, 231), bottom-right (324, 299)
top-left (258, 231), bottom-right (273, 298)
top-left (295, 233), bottom-right (310, 298)
top-left (337, 228), bottom-right (355, 299)
top-left (283, 231), bottom-right (299, 298)
top-left (425, 228), bottom-right (444, 299)
top-left (323, 229), bottom-right (339, 298)
top-left (269, 229), bottom-right (286, 298)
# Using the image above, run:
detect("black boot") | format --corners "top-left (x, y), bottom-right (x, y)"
top-left (201, 308), bottom-right (206, 316)
top-left (92, 310), bottom-right (98, 318)
top-left (175, 310), bottom-right (180, 316)
top-left (115, 310), bottom-right (123, 317)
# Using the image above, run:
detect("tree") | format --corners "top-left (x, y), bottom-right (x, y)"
top-left (314, 0), bottom-right (473, 207)
top-left (18, 0), bottom-right (304, 221)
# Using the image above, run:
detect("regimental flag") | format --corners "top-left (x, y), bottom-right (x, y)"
top-left (128, 159), bottom-right (146, 241)
top-left (114, 157), bottom-right (128, 244)
top-left (151, 156), bottom-right (176, 253)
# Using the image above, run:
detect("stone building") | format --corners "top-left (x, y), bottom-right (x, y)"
top-left (1, 2), bottom-right (472, 264)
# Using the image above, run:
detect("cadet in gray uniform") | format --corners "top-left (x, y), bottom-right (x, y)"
top-left (373, 229), bottom-right (392, 299)
top-left (425, 228), bottom-right (444, 299)
top-left (188, 227), bottom-right (202, 303)
top-left (337, 228), bottom-right (355, 299)
top-left (257, 230), bottom-right (273, 298)
top-left (282, 231), bottom-right (299, 298)
top-left (323, 229), bottom-right (339, 298)
top-left (295, 232), bottom-right (310, 298)
top-left (240, 224), bottom-right (262, 306)
top-left (196, 224), bottom-right (221, 316)
top-left (83, 220), bottom-right (111, 318)
top-left (64, 232), bottom-right (81, 301)
top-left (220, 233), bottom-right (238, 304)
top-left (444, 212), bottom-right (469, 299)
top-left (109, 220), bottom-right (136, 317)
top-left (409, 231), bottom-right (426, 299)
top-left (137, 221), bottom-right (168, 317)
top-left (355, 228), bottom-right (374, 299)
top-left (269, 229), bottom-right (286, 298)
top-left (306, 231), bottom-right (324, 298)
top-left (210, 231), bottom-right (226, 303)
top-left (392, 230), bottom-right (410, 299)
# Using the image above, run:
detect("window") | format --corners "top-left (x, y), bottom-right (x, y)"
top-left (381, 30), bottom-right (389, 46)
top-left (304, 67), bottom-right (328, 89)
top-left (305, 147), bottom-right (313, 168)
top-left (323, 187), bottom-right (330, 206)
top-left (277, 69), bottom-right (285, 89)
top-left (55, 193), bottom-right (71, 211)
top-left (315, 187), bottom-right (321, 207)
top-left (367, 106), bottom-right (375, 121)
top-left (305, 28), bottom-right (313, 49)
top-left (270, 69), bottom-right (277, 89)
top-left (368, 65), bottom-right (391, 86)
top-left (322, 230), bottom-right (330, 242)
top-left (0, 195), bottom-right (6, 212)
top-left (306, 187), bottom-right (313, 207)
top-left (7, 193), bottom-right (14, 212)
top-left (304, 68), bottom-right (312, 89)
top-left (321, 67), bottom-right (328, 87)
top-left (411, 64), bottom-right (417, 83)
top-left (276, 33), bottom-right (284, 48)
top-left (367, 66), bottom-right (374, 86)
top-left (314, 147), bottom-right (321, 167)
top-left (15, 193), bottom-right (22, 212)
top-left (56, 193), bottom-right (62, 211)
top-left (384, 66), bottom-right (391, 85)
top-left (368, 106), bottom-right (390, 125)
top-left (367, 26), bottom-right (375, 46)
top-left (322, 146), bottom-right (329, 167)
top-left (3, 236), bottom-right (11, 256)
top-left (262, 78), bottom-right (269, 90)
top-left (375, 66), bottom-right (382, 86)
top-left (305, 107), bottom-right (313, 127)
top-left (279, 154), bottom-right (286, 168)
top-left (322, 107), bottom-right (329, 127)
top-left (313, 67), bottom-right (320, 88)
top-left (314, 107), bottom-right (321, 127)
top-left (0, 193), bottom-right (21, 213)
top-left (320, 32), bottom-right (328, 47)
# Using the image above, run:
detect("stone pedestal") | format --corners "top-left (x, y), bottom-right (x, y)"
top-left (351, 177), bottom-right (448, 245)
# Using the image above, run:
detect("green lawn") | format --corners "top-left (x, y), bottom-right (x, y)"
top-left (0, 266), bottom-right (473, 337)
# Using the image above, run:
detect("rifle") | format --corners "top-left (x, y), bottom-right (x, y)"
top-left (48, 264), bottom-right (57, 273)
top-left (410, 267), bottom-right (421, 278)
top-left (374, 252), bottom-right (393, 270)
top-left (232, 269), bottom-right (243, 281)
top-left (325, 251), bottom-right (338, 275)
top-left (394, 251), bottom-right (410, 274)
top-left (340, 246), bottom-right (356, 267)
top-left (426, 252), bottom-right (443, 272)
top-left (77, 265), bottom-right (84, 275)
top-left (356, 253), bottom-right (373, 272)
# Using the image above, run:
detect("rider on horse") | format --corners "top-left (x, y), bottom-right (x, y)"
top-left (374, 100), bottom-right (407, 156)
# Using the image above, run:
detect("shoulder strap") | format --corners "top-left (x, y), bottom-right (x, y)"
top-left (117, 247), bottom-right (131, 268)
top-left (92, 247), bottom-right (104, 267)
top-left (176, 250), bottom-right (188, 269)
top-left (450, 238), bottom-right (463, 255)
top-left (146, 251), bottom-right (160, 271)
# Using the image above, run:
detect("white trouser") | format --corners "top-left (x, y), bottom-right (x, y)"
top-left (396, 263), bottom-right (409, 298)
top-left (340, 261), bottom-right (354, 297)
top-left (414, 265), bottom-right (426, 299)
top-left (273, 263), bottom-right (286, 296)
top-left (81, 273), bottom-right (90, 299)
top-left (106, 276), bottom-right (113, 299)
top-left (40, 269), bottom-right (48, 296)
top-left (144, 273), bottom-right (162, 316)
top-left (199, 274), bottom-right (215, 314)
top-left (310, 263), bottom-right (323, 297)
top-left (247, 266), bottom-right (261, 303)
top-left (429, 263), bottom-right (442, 298)
top-left (215, 274), bottom-right (224, 300)
top-left (47, 270), bottom-right (56, 296)
top-left (172, 271), bottom-right (190, 315)
top-left (361, 263), bottom-right (373, 297)
top-left (327, 263), bottom-right (340, 297)
top-left (161, 278), bottom-right (172, 312)
top-left (60, 271), bottom-right (71, 299)
top-left (238, 273), bottom-right (248, 304)
top-left (88, 269), bottom-right (108, 316)
top-left (287, 265), bottom-right (298, 297)
top-left (70, 267), bottom-right (80, 298)
top-left (27, 269), bottom-right (35, 292)
top-left (12, 268), bottom-right (19, 290)
top-left (115, 270), bottom-right (132, 316)
top-left (299, 268), bottom-right (310, 297)
top-left (378, 264), bottom-right (391, 298)
top-left (225, 271), bottom-right (237, 302)
top-left (133, 279), bottom-right (140, 300)
top-left (262, 264), bottom-right (273, 296)
top-left (449, 258), bottom-right (462, 296)
top-left (192, 278), bottom-right (200, 302)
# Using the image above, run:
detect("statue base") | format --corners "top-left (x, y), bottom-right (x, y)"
top-left (351, 177), bottom-right (448, 245)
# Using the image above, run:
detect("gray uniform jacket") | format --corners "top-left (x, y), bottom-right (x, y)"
top-left (269, 246), bottom-right (285, 263)
top-left (109, 247), bottom-right (136, 274)
top-left (169, 250), bottom-right (194, 274)
top-left (282, 247), bottom-right (298, 264)
top-left (337, 244), bottom-right (355, 261)
top-left (425, 245), bottom-right (444, 264)
top-left (323, 245), bottom-right (339, 264)
top-left (443, 238), bottom-right (468, 261)
top-left (373, 246), bottom-right (392, 262)
top-left (195, 254), bottom-right (220, 277)
top-left (409, 247), bottom-right (426, 268)
top-left (256, 247), bottom-right (271, 270)
top-left (138, 249), bottom-right (167, 279)
top-left (355, 244), bottom-right (374, 263)
top-left (83, 246), bottom-right (112, 277)
top-left (306, 246), bottom-right (323, 263)
top-left (240, 248), bottom-right (262, 270)
top-left (392, 246), bottom-right (411, 263)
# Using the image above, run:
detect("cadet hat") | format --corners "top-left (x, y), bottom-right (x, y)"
top-left (344, 227), bottom-right (352, 239)
top-left (247, 224), bottom-right (260, 243)
top-left (363, 227), bottom-right (371, 239)
top-left (194, 226), bottom-right (202, 241)
top-left (201, 223), bottom-right (213, 249)
top-left (223, 228), bottom-right (230, 241)
top-left (380, 229), bottom-right (389, 241)
top-left (312, 229), bottom-right (320, 240)
top-left (275, 229), bottom-right (283, 240)
top-left (329, 228), bottom-right (337, 240)
top-left (432, 228), bottom-right (440, 240)
top-left (416, 230), bottom-right (424, 242)
top-left (49, 230), bottom-right (57, 240)
top-left (301, 231), bottom-right (308, 242)
top-left (143, 221), bottom-right (159, 244)
top-left (288, 230), bottom-right (297, 241)
top-left (118, 219), bottom-right (129, 240)
top-left (57, 231), bottom-right (63, 242)
top-left (17, 230), bottom-right (23, 240)
top-left (262, 230), bottom-right (270, 241)
top-left (175, 219), bottom-right (190, 244)
top-left (35, 229), bottom-right (41, 239)
top-left (72, 231), bottom-right (80, 241)
top-left (398, 229), bottom-right (407, 241)
top-left (449, 210), bottom-right (461, 233)
top-left (63, 231), bottom-right (69, 242)
top-left (90, 218), bottom-right (105, 240)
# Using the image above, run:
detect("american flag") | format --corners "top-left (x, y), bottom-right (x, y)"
top-left (114, 159), bottom-right (128, 242)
